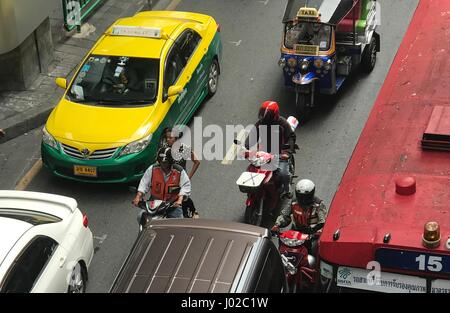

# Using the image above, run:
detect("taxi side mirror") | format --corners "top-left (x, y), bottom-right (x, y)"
top-left (55, 77), bottom-right (67, 89)
top-left (167, 85), bottom-right (183, 97)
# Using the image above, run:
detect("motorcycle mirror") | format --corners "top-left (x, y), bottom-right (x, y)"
top-left (234, 139), bottom-right (241, 145)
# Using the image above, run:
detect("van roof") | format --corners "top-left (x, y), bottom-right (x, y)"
top-left (110, 219), bottom-right (269, 293)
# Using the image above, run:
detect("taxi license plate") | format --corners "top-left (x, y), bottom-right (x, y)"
top-left (74, 165), bottom-right (97, 177)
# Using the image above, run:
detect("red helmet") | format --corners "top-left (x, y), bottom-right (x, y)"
top-left (258, 101), bottom-right (280, 125)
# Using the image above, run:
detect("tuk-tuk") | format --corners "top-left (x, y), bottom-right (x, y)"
top-left (279, 0), bottom-right (380, 118)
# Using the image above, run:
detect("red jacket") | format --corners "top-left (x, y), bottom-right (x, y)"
top-left (150, 165), bottom-right (181, 202)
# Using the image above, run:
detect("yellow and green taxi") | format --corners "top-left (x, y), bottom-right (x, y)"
top-left (41, 11), bottom-right (222, 183)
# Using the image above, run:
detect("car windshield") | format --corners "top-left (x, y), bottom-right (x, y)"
top-left (284, 22), bottom-right (332, 51)
top-left (67, 55), bottom-right (159, 106)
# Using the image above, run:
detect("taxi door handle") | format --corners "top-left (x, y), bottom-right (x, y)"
top-left (186, 75), bottom-right (191, 80)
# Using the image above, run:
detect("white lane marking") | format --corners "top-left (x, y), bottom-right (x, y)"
top-left (229, 40), bottom-right (242, 46)
top-left (259, 0), bottom-right (269, 5)
top-left (221, 129), bottom-right (247, 165)
top-left (93, 234), bottom-right (108, 244)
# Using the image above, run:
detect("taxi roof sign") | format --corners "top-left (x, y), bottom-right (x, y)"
top-left (297, 7), bottom-right (320, 19)
top-left (111, 25), bottom-right (162, 39)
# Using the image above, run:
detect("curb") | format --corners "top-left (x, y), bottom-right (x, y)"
top-left (0, 0), bottom-right (165, 145)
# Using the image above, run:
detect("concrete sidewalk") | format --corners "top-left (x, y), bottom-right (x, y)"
top-left (0, 0), bottom-right (169, 144)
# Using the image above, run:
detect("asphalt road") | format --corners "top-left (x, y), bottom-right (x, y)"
top-left (0, 0), bottom-right (419, 292)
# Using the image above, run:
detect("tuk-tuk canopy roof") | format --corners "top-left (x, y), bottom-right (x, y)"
top-left (283, 0), bottom-right (357, 25)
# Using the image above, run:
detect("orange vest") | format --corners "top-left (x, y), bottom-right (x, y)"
top-left (151, 165), bottom-right (181, 202)
top-left (291, 202), bottom-right (319, 227)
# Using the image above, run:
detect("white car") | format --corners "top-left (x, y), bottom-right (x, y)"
top-left (0, 190), bottom-right (94, 293)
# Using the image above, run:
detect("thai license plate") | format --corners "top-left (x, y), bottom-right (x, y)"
top-left (375, 248), bottom-right (450, 275)
top-left (74, 165), bottom-right (97, 177)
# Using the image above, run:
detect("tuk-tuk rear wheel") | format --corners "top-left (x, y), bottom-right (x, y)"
top-left (361, 37), bottom-right (377, 73)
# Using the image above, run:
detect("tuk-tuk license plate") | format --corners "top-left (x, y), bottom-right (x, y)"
top-left (74, 165), bottom-right (97, 177)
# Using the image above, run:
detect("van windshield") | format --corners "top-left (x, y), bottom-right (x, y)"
top-left (284, 22), bottom-right (332, 51)
top-left (67, 55), bottom-right (159, 106)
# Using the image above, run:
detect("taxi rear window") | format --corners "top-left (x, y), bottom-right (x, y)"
top-left (67, 55), bottom-right (159, 107)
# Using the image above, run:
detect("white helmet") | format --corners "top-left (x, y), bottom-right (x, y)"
top-left (295, 179), bottom-right (315, 205)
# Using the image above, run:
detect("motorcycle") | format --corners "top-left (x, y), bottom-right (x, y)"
top-left (274, 229), bottom-right (319, 292)
top-left (131, 186), bottom-right (195, 232)
top-left (234, 116), bottom-right (299, 227)
top-left (235, 142), bottom-right (296, 228)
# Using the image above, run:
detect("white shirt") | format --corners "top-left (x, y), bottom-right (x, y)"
top-left (138, 164), bottom-right (191, 197)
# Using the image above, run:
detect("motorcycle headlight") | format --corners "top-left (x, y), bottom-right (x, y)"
top-left (119, 133), bottom-right (153, 157)
top-left (287, 58), bottom-right (297, 68)
top-left (278, 58), bottom-right (286, 68)
top-left (42, 127), bottom-right (58, 149)
top-left (280, 237), bottom-right (305, 247)
top-left (324, 60), bottom-right (332, 71)
top-left (300, 60), bottom-right (309, 74)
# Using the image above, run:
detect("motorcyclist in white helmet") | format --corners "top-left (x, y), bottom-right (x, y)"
top-left (272, 179), bottom-right (328, 254)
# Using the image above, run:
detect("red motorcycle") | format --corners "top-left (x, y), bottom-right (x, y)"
top-left (236, 148), bottom-right (284, 227)
top-left (275, 229), bottom-right (318, 292)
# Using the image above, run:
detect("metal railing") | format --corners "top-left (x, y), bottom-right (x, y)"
top-left (62, 0), bottom-right (104, 31)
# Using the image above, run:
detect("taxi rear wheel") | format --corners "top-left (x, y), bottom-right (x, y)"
top-left (207, 59), bottom-right (219, 97)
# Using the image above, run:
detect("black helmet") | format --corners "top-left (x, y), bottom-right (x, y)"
top-left (295, 179), bottom-right (315, 206)
top-left (157, 147), bottom-right (174, 167)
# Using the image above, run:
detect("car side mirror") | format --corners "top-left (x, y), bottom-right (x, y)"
top-left (55, 77), bottom-right (67, 89)
top-left (167, 85), bottom-right (183, 97)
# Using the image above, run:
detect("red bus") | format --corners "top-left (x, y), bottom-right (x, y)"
top-left (318, 0), bottom-right (450, 293)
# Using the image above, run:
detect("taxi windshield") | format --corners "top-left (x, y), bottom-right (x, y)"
top-left (284, 22), bottom-right (332, 51)
top-left (67, 55), bottom-right (159, 106)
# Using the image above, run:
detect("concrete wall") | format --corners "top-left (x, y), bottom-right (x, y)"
top-left (0, 0), bottom-right (59, 54)
top-left (0, 0), bottom-right (59, 91)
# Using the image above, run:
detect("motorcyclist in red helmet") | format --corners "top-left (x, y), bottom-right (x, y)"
top-left (245, 101), bottom-right (297, 200)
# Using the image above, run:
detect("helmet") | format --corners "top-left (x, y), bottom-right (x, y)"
top-left (295, 179), bottom-right (315, 206)
top-left (157, 147), bottom-right (174, 167)
top-left (258, 101), bottom-right (280, 125)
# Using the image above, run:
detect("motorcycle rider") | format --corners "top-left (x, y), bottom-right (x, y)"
top-left (245, 101), bottom-right (296, 200)
top-left (272, 179), bottom-right (328, 254)
top-left (132, 147), bottom-right (191, 218)
top-left (160, 127), bottom-right (200, 218)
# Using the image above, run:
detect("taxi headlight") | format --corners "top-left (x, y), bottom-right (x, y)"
top-left (42, 127), bottom-right (58, 149)
top-left (324, 60), bottom-right (332, 71)
top-left (278, 58), bottom-right (286, 68)
top-left (119, 134), bottom-right (153, 157)
top-left (287, 58), bottom-right (297, 68)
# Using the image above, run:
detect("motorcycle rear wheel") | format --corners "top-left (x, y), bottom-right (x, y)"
top-left (244, 199), bottom-right (263, 226)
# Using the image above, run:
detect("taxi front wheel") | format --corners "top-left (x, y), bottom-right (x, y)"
top-left (207, 59), bottom-right (220, 97)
